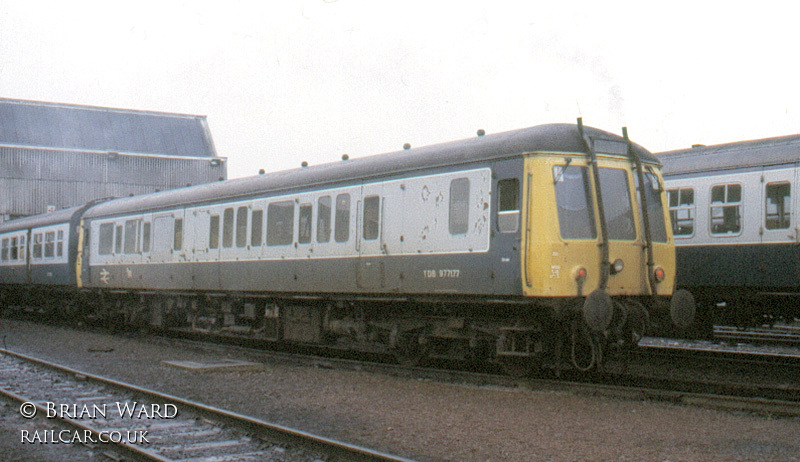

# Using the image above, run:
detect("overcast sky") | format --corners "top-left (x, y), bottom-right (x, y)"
top-left (2, 1), bottom-right (799, 179)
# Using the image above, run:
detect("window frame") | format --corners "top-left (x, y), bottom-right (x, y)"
top-left (267, 200), bottom-right (295, 246)
top-left (251, 209), bottom-right (263, 247)
top-left (33, 233), bottom-right (44, 259)
top-left (222, 207), bottom-right (235, 248)
top-left (173, 218), bottom-right (183, 251)
top-left (298, 203), bottom-right (313, 244)
top-left (449, 178), bottom-right (470, 235)
top-left (99, 223), bottom-right (114, 255)
top-left (667, 187), bottom-right (696, 238)
top-left (44, 231), bottom-right (56, 258)
top-left (709, 183), bottom-right (743, 236)
top-left (362, 195), bottom-right (381, 241)
top-left (209, 214), bottom-right (220, 249)
top-left (236, 206), bottom-right (249, 248)
top-left (335, 194), bottom-right (351, 243)
top-left (496, 178), bottom-right (520, 234)
top-left (317, 196), bottom-right (332, 243)
top-left (764, 181), bottom-right (791, 231)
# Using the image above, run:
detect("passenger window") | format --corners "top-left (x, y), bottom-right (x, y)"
top-left (1, 238), bottom-right (8, 261)
top-left (298, 204), bottom-right (313, 244)
top-left (317, 196), bottom-right (332, 243)
top-left (141, 223), bottom-right (150, 253)
top-left (710, 184), bottom-right (742, 234)
top-left (114, 225), bottom-right (123, 254)
top-left (667, 188), bottom-right (695, 236)
top-left (99, 223), bottom-right (114, 255)
top-left (251, 209), bottom-right (263, 247)
top-left (173, 218), bottom-right (183, 251)
top-left (56, 230), bottom-right (65, 257)
top-left (44, 231), bottom-right (55, 258)
top-left (10, 237), bottom-right (18, 260)
top-left (599, 168), bottom-right (635, 240)
top-left (209, 215), bottom-right (220, 249)
top-left (18, 236), bottom-right (25, 260)
top-left (363, 196), bottom-right (380, 240)
top-left (33, 233), bottom-right (43, 258)
top-left (268, 200), bottom-right (295, 246)
top-left (236, 206), bottom-right (248, 248)
top-left (765, 182), bottom-right (791, 230)
top-left (449, 178), bottom-right (470, 235)
top-left (124, 220), bottom-right (139, 254)
top-left (223, 208), bottom-right (234, 248)
top-left (335, 194), bottom-right (351, 242)
top-left (497, 178), bottom-right (520, 233)
top-left (554, 166), bottom-right (597, 240)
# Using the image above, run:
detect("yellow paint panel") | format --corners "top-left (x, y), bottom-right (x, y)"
top-left (521, 154), bottom-right (675, 298)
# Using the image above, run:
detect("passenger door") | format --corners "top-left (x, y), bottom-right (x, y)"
top-left (760, 164), bottom-right (797, 244)
top-left (356, 183), bottom-right (384, 289)
top-left (759, 164), bottom-right (798, 288)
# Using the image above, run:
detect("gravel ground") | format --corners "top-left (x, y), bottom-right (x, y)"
top-left (1, 319), bottom-right (799, 462)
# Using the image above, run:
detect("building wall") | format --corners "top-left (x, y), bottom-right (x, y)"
top-left (0, 145), bottom-right (226, 222)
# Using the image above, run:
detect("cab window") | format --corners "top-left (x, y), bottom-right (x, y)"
top-left (554, 166), bottom-right (597, 240)
top-left (636, 172), bottom-right (668, 243)
top-left (599, 168), bottom-right (635, 241)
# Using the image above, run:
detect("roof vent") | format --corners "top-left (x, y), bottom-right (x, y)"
top-left (301, 161), bottom-right (308, 167)
top-left (342, 154), bottom-right (349, 161)
top-left (403, 143), bottom-right (411, 150)
top-left (692, 144), bottom-right (705, 148)
top-left (477, 129), bottom-right (485, 137)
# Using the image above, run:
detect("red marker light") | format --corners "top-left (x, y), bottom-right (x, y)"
top-left (654, 267), bottom-right (666, 283)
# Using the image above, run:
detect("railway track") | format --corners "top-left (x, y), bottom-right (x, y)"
top-left (0, 348), bottom-right (414, 462)
top-left (154, 334), bottom-right (800, 418)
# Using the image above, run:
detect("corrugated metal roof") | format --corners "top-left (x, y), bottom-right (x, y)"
top-left (0, 98), bottom-right (217, 157)
top-left (658, 134), bottom-right (800, 176)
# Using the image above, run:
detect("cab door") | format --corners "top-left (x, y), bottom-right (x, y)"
top-left (599, 165), bottom-right (644, 294)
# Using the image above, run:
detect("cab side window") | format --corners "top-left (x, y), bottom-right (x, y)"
top-left (497, 178), bottom-right (519, 233)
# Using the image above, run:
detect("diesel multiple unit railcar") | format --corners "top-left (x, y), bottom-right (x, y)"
top-left (1, 121), bottom-right (694, 374)
top-left (660, 134), bottom-right (800, 331)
